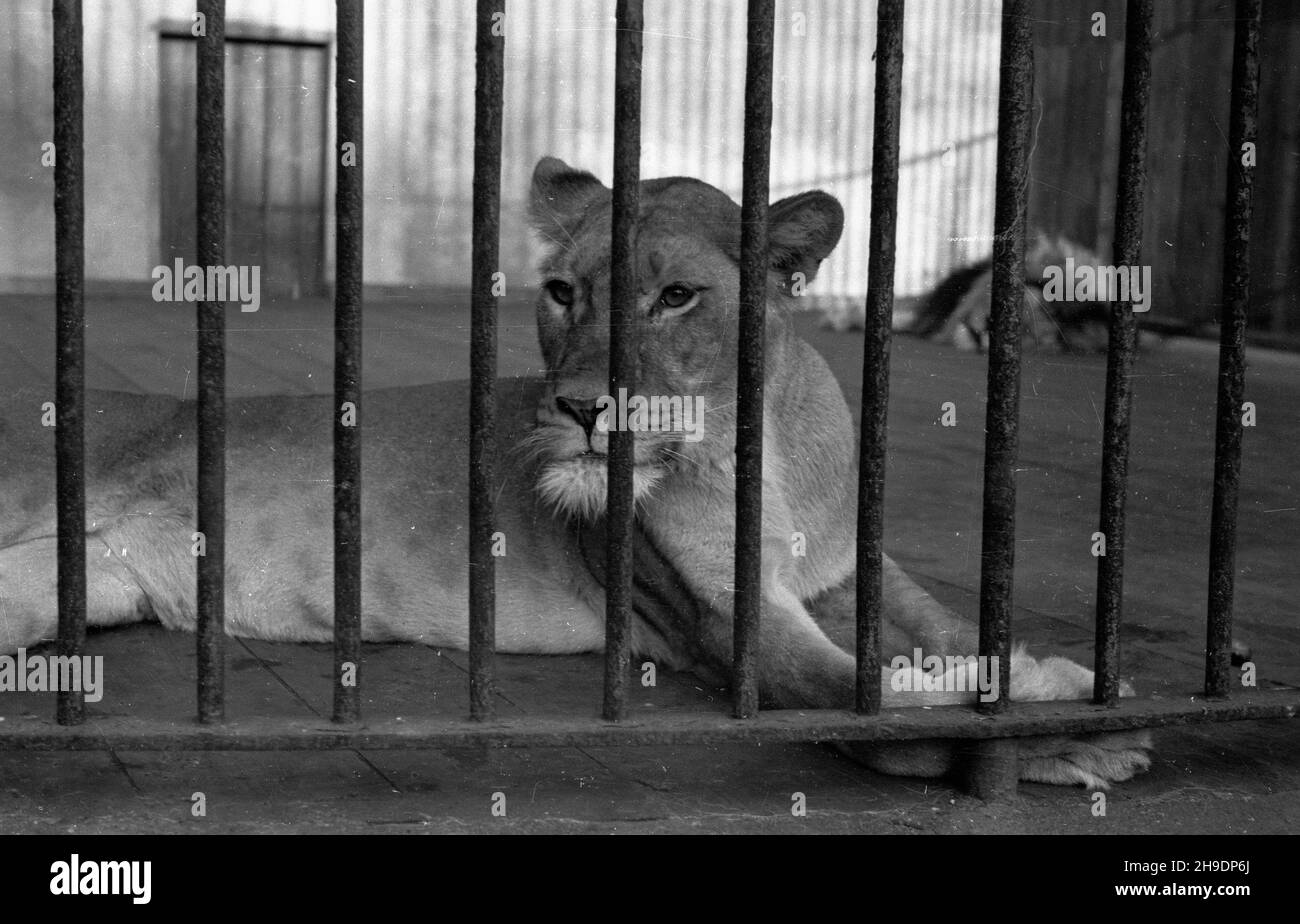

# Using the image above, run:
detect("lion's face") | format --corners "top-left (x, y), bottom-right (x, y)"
top-left (523, 157), bottom-right (843, 519)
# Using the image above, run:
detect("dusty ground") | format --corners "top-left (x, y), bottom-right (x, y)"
top-left (0, 292), bottom-right (1295, 834)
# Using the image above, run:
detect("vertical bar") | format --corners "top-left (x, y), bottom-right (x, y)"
top-left (1206, 0), bottom-right (1261, 698)
top-left (196, 0), bottom-right (226, 725)
top-left (469, 0), bottom-right (505, 721)
top-left (1093, 0), bottom-right (1152, 706)
top-left (855, 0), bottom-right (905, 716)
top-left (604, 0), bottom-right (643, 722)
top-left (733, 0), bottom-right (776, 720)
top-left (977, 0), bottom-right (1033, 718)
top-left (53, 0), bottom-right (85, 727)
top-left (333, 0), bottom-right (363, 723)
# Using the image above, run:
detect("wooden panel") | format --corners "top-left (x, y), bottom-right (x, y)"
top-left (1174, 0), bottom-right (1232, 324)
top-left (159, 35), bottom-right (326, 297)
top-left (1254, 1), bottom-right (1300, 333)
top-left (1030, 0), bottom-right (1300, 333)
top-left (226, 41), bottom-right (266, 274)
top-left (158, 37), bottom-right (197, 266)
top-left (1027, 1), bottom-right (1124, 250)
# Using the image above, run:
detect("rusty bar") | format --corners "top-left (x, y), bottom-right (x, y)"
top-left (333, 0), bottom-right (363, 723)
top-left (856, 0), bottom-right (905, 716)
top-left (2, 688), bottom-right (1296, 751)
top-left (960, 737), bottom-right (1019, 801)
top-left (604, 0), bottom-right (643, 722)
top-left (733, 0), bottom-right (775, 720)
top-left (977, 0), bottom-right (1032, 716)
top-left (469, 0), bottom-right (505, 721)
top-left (1093, 0), bottom-right (1152, 706)
top-left (1206, 0), bottom-right (1260, 698)
top-left (53, 0), bottom-right (85, 727)
top-left (195, 0), bottom-right (227, 725)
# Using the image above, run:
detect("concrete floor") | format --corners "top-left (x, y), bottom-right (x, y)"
top-left (0, 292), bottom-right (1295, 834)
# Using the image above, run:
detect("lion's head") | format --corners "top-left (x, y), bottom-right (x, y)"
top-left (524, 156), bottom-right (843, 519)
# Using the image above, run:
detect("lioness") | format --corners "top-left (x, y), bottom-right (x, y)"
top-left (0, 157), bottom-right (1151, 788)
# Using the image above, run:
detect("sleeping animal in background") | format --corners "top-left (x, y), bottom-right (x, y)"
top-left (825, 232), bottom-right (1127, 354)
top-left (910, 232), bottom-right (1114, 353)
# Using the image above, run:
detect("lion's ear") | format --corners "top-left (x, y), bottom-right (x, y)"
top-left (529, 157), bottom-right (607, 244)
top-left (767, 190), bottom-right (844, 286)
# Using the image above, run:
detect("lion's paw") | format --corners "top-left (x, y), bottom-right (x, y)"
top-left (1010, 651), bottom-right (1140, 701)
top-left (1018, 730), bottom-right (1154, 789)
top-left (1007, 650), bottom-right (1152, 787)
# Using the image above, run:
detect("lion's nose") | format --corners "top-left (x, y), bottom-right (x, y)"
top-left (555, 396), bottom-right (600, 439)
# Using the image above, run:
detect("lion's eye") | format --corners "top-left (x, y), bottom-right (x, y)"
top-left (545, 279), bottom-right (575, 307)
top-left (659, 284), bottom-right (696, 310)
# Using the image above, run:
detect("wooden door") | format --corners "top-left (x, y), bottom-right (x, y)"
top-left (160, 34), bottom-right (328, 298)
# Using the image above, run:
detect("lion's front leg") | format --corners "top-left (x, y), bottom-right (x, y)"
top-left (753, 578), bottom-right (1154, 788)
top-left (633, 501), bottom-right (1153, 788)
top-left (749, 580), bottom-right (858, 709)
top-left (615, 517), bottom-right (858, 709)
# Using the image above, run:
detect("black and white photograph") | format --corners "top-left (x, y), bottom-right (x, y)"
top-left (0, 0), bottom-right (1295, 868)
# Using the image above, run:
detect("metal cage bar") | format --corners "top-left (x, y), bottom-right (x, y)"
top-left (1093, 0), bottom-right (1152, 706)
top-left (333, 0), bottom-right (364, 723)
top-left (1206, 0), bottom-right (1261, 698)
top-left (196, 0), bottom-right (227, 725)
top-left (469, 0), bottom-right (505, 721)
top-left (732, 0), bottom-right (776, 721)
top-left (6, 690), bottom-right (1296, 751)
top-left (604, 0), bottom-right (643, 722)
top-left (855, 0), bottom-right (905, 716)
top-left (53, 0), bottom-right (86, 728)
top-left (977, 0), bottom-right (1033, 717)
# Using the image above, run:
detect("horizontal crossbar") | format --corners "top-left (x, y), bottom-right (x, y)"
top-left (2, 688), bottom-right (1294, 751)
